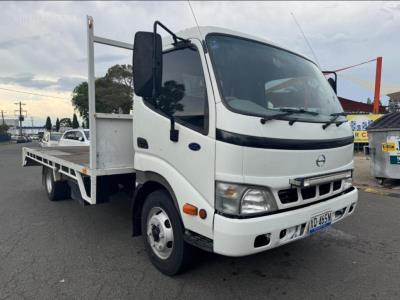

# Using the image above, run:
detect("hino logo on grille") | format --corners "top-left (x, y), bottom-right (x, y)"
top-left (316, 155), bottom-right (326, 167)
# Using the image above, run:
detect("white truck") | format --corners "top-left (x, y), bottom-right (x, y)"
top-left (22, 16), bottom-right (358, 275)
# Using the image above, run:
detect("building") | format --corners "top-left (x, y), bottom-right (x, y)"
top-left (338, 97), bottom-right (386, 114)
top-left (8, 126), bottom-right (45, 136)
top-left (387, 91), bottom-right (400, 112)
top-left (2, 118), bottom-right (18, 128)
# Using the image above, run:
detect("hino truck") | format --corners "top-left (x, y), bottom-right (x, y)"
top-left (22, 16), bottom-right (358, 275)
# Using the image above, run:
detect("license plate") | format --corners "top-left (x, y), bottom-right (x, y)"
top-left (309, 211), bottom-right (332, 234)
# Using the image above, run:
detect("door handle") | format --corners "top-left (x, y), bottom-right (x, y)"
top-left (170, 117), bottom-right (179, 142)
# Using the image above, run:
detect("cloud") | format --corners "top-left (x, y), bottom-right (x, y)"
top-left (0, 73), bottom-right (85, 92)
top-left (78, 53), bottom-right (128, 64)
top-left (0, 35), bottom-right (41, 49)
top-left (56, 76), bottom-right (86, 91)
top-left (0, 0), bottom-right (398, 122)
top-left (0, 73), bottom-right (55, 89)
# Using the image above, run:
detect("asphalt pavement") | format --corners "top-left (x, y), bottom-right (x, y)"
top-left (1, 143), bottom-right (399, 299)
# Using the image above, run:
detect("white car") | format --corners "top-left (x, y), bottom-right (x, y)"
top-left (59, 129), bottom-right (90, 146)
top-left (40, 132), bottom-right (63, 147)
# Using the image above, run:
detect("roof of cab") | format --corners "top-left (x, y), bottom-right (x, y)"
top-left (162, 26), bottom-right (313, 63)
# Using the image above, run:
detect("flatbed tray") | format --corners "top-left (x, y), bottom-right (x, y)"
top-left (24, 146), bottom-right (89, 169)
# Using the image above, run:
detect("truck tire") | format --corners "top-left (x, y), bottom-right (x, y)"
top-left (42, 167), bottom-right (70, 201)
top-left (141, 190), bottom-right (194, 275)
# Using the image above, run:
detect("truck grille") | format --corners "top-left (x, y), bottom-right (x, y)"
top-left (277, 180), bottom-right (343, 204)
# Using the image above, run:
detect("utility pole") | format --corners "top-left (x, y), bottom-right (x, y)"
top-left (14, 101), bottom-right (27, 137)
top-left (373, 57), bottom-right (383, 114)
top-left (1, 110), bottom-right (6, 126)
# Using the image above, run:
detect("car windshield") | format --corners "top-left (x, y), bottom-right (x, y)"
top-left (206, 34), bottom-right (345, 122)
top-left (50, 133), bottom-right (62, 141)
top-left (84, 131), bottom-right (90, 140)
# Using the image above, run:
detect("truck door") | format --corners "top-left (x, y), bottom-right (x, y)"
top-left (134, 39), bottom-right (215, 236)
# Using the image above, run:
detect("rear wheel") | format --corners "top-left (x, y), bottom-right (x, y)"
top-left (141, 190), bottom-right (194, 275)
top-left (42, 167), bottom-right (70, 201)
top-left (376, 177), bottom-right (385, 185)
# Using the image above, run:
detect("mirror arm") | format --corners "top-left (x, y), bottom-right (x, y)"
top-left (152, 23), bottom-right (158, 98)
top-left (153, 20), bottom-right (188, 45)
top-left (169, 117), bottom-right (179, 142)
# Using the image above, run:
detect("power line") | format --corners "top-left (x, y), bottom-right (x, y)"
top-left (187, 1), bottom-right (204, 41)
top-left (291, 12), bottom-right (321, 67)
top-left (333, 58), bottom-right (377, 73)
top-left (0, 87), bottom-right (70, 100)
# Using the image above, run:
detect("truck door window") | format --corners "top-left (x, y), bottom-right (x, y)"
top-left (145, 46), bottom-right (208, 134)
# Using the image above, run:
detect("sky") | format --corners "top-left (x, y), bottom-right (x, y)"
top-left (0, 1), bottom-right (399, 126)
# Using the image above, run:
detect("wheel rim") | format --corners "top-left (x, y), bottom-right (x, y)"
top-left (147, 207), bottom-right (174, 260)
top-left (46, 171), bottom-right (53, 193)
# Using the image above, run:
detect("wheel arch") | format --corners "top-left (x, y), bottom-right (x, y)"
top-left (132, 171), bottom-right (182, 236)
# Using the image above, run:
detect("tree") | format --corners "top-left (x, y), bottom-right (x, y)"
top-left (366, 97), bottom-right (372, 104)
top-left (72, 64), bottom-right (133, 123)
top-left (45, 117), bottom-right (52, 131)
top-left (55, 118), bottom-right (60, 131)
top-left (72, 113), bottom-right (79, 129)
top-left (150, 80), bottom-right (184, 116)
top-left (0, 124), bottom-right (9, 134)
top-left (59, 118), bottom-right (72, 128)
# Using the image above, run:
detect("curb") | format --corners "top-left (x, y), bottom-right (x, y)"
top-left (355, 185), bottom-right (400, 198)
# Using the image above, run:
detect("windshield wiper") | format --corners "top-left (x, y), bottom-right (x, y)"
top-left (322, 112), bottom-right (347, 129)
top-left (260, 108), bottom-right (319, 125)
top-left (278, 108), bottom-right (319, 115)
top-left (260, 111), bottom-right (295, 124)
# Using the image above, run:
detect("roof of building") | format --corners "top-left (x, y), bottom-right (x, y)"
top-left (338, 97), bottom-right (386, 114)
top-left (367, 112), bottom-right (400, 131)
top-left (387, 91), bottom-right (400, 99)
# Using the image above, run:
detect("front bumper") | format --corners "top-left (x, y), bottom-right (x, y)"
top-left (213, 187), bottom-right (358, 256)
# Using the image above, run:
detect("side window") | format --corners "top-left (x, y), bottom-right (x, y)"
top-left (64, 132), bottom-right (75, 140)
top-left (75, 131), bottom-right (84, 141)
top-left (146, 46), bottom-right (208, 134)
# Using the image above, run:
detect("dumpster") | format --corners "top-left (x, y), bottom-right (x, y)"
top-left (367, 112), bottom-right (400, 184)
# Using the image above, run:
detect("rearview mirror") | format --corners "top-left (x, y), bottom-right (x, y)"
top-left (133, 31), bottom-right (162, 98)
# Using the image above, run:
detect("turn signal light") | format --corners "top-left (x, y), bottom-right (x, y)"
top-left (199, 209), bottom-right (207, 219)
top-left (183, 203), bottom-right (198, 216)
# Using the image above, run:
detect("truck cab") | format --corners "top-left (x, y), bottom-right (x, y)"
top-left (132, 25), bottom-right (357, 273)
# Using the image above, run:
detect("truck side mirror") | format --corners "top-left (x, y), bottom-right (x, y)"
top-left (328, 77), bottom-right (337, 94)
top-left (133, 31), bottom-right (162, 98)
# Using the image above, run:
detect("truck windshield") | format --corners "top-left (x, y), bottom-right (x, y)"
top-left (206, 34), bottom-right (345, 122)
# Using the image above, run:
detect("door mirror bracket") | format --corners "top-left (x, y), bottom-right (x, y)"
top-left (133, 21), bottom-right (190, 99)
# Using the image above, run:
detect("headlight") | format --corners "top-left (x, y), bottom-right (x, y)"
top-left (343, 177), bottom-right (353, 190)
top-left (215, 182), bottom-right (277, 216)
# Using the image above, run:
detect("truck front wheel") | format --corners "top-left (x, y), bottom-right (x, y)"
top-left (42, 167), bottom-right (70, 201)
top-left (141, 190), bottom-right (194, 275)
